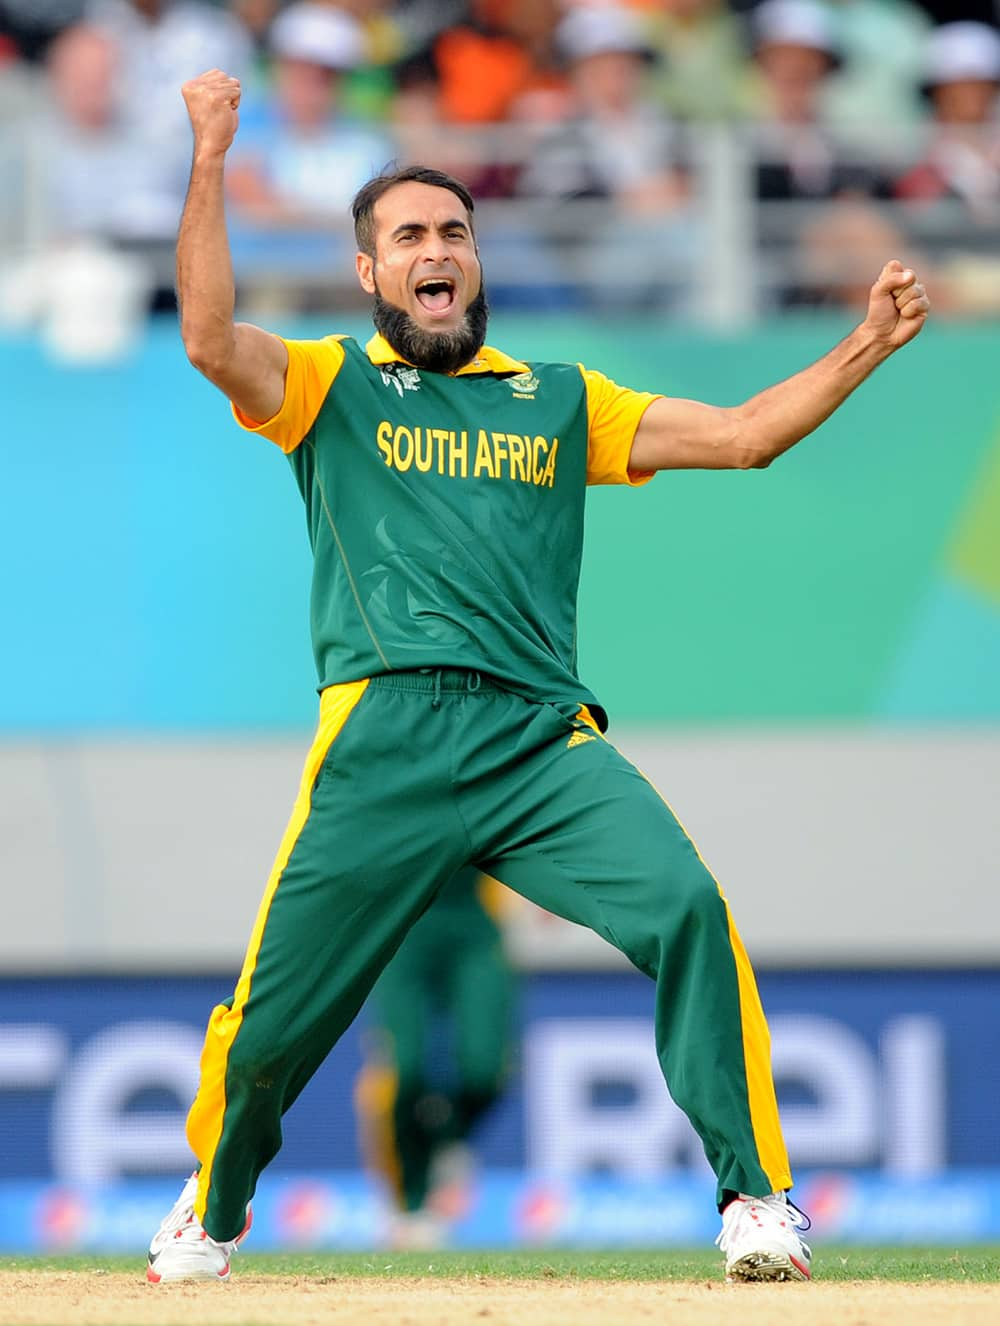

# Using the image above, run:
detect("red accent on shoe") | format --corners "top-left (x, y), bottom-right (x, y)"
top-left (146, 1265), bottom-right (162, 1285)
top-left (791, 1254), bottom-right (812, 1279)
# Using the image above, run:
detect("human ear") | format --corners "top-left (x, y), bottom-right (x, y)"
top-left (356, 251), bottom-right (376, 295)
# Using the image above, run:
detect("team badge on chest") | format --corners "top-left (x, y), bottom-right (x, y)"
top-left (379, 364), bottom-right (422, 396)
top-left (506, 371), bottom-right (539, 399)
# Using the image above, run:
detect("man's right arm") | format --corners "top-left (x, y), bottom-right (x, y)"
top-left (177, 69), bottom-right (287, 423)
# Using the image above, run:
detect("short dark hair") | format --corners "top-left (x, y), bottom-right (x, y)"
top-left (352, 165), bottom-right (476, 257)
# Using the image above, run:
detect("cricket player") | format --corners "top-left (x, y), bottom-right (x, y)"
top-left (146, 68), bottom-right (929, 1285)
top-left (355, 866), bottom-right (514, 1249)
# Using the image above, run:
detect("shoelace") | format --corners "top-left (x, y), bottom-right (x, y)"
top-left (159, 1199), bottom-right (197, 1236)
top-left (787, 1198), bottom-right (811, 1232)
top-left (715, 1194), bottom-right (811, 1251)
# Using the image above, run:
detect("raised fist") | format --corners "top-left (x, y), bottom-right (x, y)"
top-left (181, 69), bottom-right (241, 158)
top-left (864, 259), bottom-right (930, 351)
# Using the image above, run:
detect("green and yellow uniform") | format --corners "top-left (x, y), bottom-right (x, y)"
top-left (186, 333), bottom-right (792, 1240)
top-left (355, 865), bottom-right (514, 1214)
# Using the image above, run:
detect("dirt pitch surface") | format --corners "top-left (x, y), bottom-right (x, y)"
top-left (2, 1272), bottom-right (997, 1326)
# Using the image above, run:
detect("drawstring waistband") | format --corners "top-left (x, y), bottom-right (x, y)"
top-left (352, 669), bottom-right (608, 730)
top-left (368, 668), bottom-right (498, 708)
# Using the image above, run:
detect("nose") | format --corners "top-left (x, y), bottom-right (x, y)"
top-left (420, 235), bottom-right (451, 266)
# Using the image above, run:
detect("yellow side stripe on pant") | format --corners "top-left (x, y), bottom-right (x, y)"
top-left (720, 900), bottom-right (793, 1192)
top-left (626, 752), bottom-right (792, 1194)
top-left (187, 678), bottom-right (370, 1222)
top-left (354, 1062), bottom-right (405, 1204)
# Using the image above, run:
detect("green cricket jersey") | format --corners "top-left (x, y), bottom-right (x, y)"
top-left (234, 333), bottom-right (658, 729)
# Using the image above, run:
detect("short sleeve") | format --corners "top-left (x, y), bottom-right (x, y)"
top-left (232, 335), bottom-right (347, 453)
top-left (580, 364), bottom-right (661, 486)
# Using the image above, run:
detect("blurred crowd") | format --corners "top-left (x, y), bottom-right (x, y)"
top-left (2, 0), bottom-right (1000, 354)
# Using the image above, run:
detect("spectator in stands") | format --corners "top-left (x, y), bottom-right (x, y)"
top-left (388, 0), bottom-right (569, 202)
top-left (81, 0), bottom-right (253, 291)
top-left (517, 6), bottom-right (696, 310)
top-left (749, 0), bottom-right (889, 200)
top-left (40, 22), bottom-right (187, 248)
top-left (821, 0), bottom-right (933, 154)
top-left (249, 0), bottom-right (405, 123)
top-left (85, 0), bottom-right (253, 146)
top-left (426, 0), bottom-right (566, 128)
top-left (224, 2), bottom-right (394, 309)
top-left (388, 49), bottom-right (503, 197)
top-left (892, 21), bottom-right (1000, 313)
top-left (782, 196), bottom-right (921, 307)
top-left (0, 22), bottom-right (178, 355)
top-left (229, 3), bottom-right (392, 220)
top-left (643, 0), bottom-right (758, 122)
top-left (520, 7), bottom-right (687, 208)
top-left (894, 21), bottom-right (1000, 220)
top-left (783, 195), bottom-right (994, 315)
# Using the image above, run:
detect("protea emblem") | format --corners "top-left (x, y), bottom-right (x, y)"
top-left (507, 371), bottom-right (539, 396)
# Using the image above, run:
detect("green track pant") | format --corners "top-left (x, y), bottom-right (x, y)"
top-left (356, 866), bottom-right (514, 1212)
top-left (186, 668), bottom-right (792, 1240)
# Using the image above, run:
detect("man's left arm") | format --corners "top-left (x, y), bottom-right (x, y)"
top-left (628, 260), bottom-right (930, 474)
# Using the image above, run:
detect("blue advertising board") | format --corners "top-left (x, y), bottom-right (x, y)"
top-left (1, 970), bottom-right (999, 1248)
top-left (3, 1171), bottom-right (1000, 1253)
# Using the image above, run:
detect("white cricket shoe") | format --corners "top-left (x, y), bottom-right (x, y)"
top-left (146, 1173), bottom-right (252, 1284)
top-left (387, 1207), bottom-right (448, 1251)
top-left (427, 1141), bottom-right (475, 1221)
top-left (716, 1191), bottom-right (812, 1282)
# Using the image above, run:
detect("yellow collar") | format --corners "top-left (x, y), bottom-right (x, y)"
top-left (364, 333), bottom-right (529, 377)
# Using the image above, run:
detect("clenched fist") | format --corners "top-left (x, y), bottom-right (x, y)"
top-left (182, 69), bottom-right (241, 158)
top-left (864, 259), bottom-right (930, 351)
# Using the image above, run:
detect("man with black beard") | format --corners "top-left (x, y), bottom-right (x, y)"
top-left (370, 273), bottom-right (490, 376)
top-left (147, 68), bottom-right (930, 1285)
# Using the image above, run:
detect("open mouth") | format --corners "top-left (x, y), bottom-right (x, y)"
top-left (415, 278), bottom-right (456, 314)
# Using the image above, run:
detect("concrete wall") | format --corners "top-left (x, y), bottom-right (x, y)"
top-left (4, 727), bottom-right (997, 971)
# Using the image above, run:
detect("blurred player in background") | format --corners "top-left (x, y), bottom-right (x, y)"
top-left (146, 67), bottom-right (929, 1288)
top-left (355, 866), bottom-right (515, 1249)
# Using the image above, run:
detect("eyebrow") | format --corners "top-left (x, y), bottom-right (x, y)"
top-left (390, 218), bottom-right (470, 238)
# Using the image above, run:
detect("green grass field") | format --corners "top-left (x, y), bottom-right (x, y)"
top-left (2, 1247), bottom-right (997, 1282)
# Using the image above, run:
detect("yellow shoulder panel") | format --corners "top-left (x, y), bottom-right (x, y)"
top-left (579, 364), bottom-right (661, 487)
top-left (232, 335), bottom-right (348, 454)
